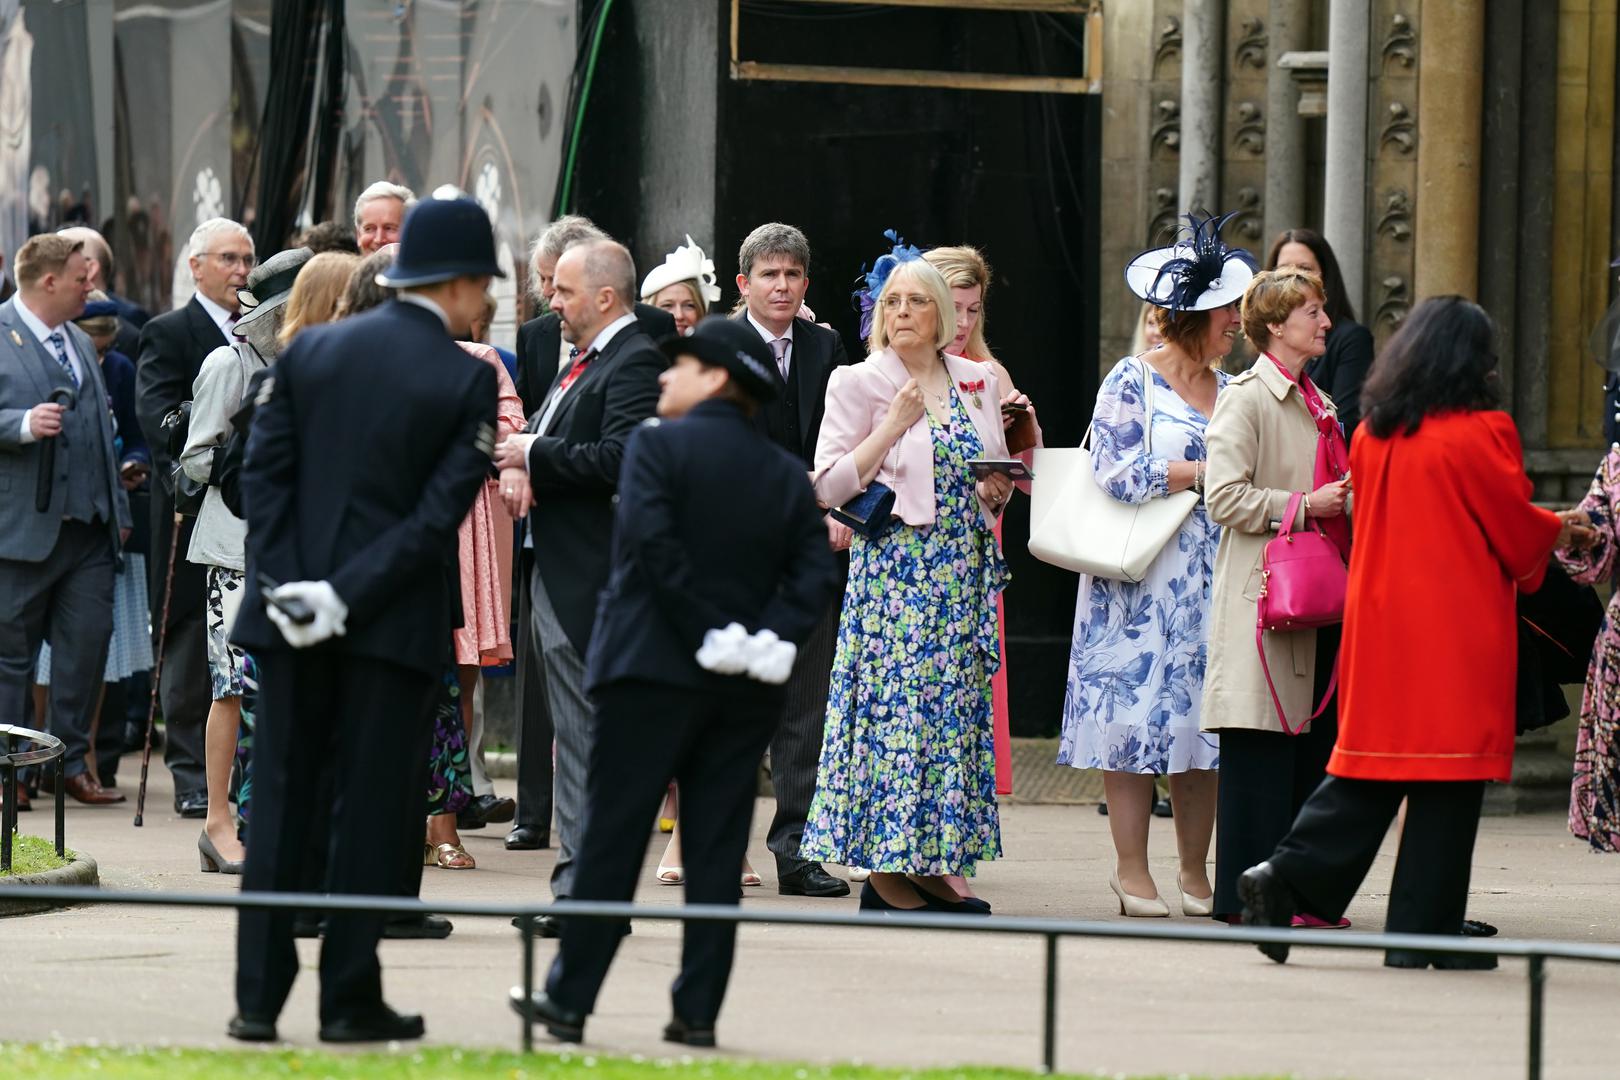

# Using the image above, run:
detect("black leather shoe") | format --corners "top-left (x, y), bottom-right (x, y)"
top-left (509, 913), bottom-right (628, 939)
top-left (1385, 947), bottom-right (1498, 970)
top-left (292, 914), bottom-right (323, 939)
top-left (1237, 861), bottom-right (1295, 964)
top-left (508, 988), bottom-right (584, 1043)
top-left (226, 1014), bottom-right (278, 1042)
top-left (857, 879), bottom-right (929, 914)
top-left (778, 862), bottom-right (851, 898)
top-left (458, 793), bottom-right (517, 830)
top-left (382, 914), bottom-right (453, 939)
top-left (174, 789), bottom-right (208, 818)
top-left (319, 1003), bottom-right (425, 1043)
top-left (505, 824), bottom-right (550, 850)
top-left (1462, 918), bottom-right (1498, 938)
top-left (663, 1016), bottom-right (716, 1048)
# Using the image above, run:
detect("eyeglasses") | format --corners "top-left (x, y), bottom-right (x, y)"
top-left (882, 294), bottom-right (934, 311)
top-left (205, 251), bottom-right (257, 269)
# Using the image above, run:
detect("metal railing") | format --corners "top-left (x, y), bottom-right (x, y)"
top-left (2, 884), bottom-right (1617, 1078)
top-left (0, 725), bottom-right (66, 871)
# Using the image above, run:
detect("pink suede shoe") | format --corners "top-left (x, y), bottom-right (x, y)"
top-left (1292, 913), bottom-right (1351, 929)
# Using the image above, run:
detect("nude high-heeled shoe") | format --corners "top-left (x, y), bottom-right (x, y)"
top-left (1177, 874), bottom-right (1214, 917)
top-left (1109, 870), bottom-right (1169, 918)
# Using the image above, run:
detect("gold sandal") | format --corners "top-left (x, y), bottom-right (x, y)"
top-left (430, 842), bottom-right (476, 870)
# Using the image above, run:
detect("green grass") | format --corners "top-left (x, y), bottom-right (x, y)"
top-left (0, 834), bottom-right (72, 876)
top-left (2, 1045), bottom-right (1289, 1080)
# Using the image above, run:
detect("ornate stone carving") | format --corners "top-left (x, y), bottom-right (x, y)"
top-left (1375, 189), bottom-right (1412, 242)
top-left (1233, 101), bottom-right (1265, 155)
top-left (1375, 275), bottom-right (1410, 327)
top-left (1154, 15), bottom-right (1183, 75)
top-left (1151, 99), bottom-right (1181, 156)
top-left (1378, 101), bottom-right (1415, 155)
top-left (1148, 187), bottom-right (1179, 245)
top-left (1228, 186), bottom-right (1264, 241)
top-left (1234, 16), bottom-right (1267, 70)
top-left (1382, 13), bottom-right (1416, 69)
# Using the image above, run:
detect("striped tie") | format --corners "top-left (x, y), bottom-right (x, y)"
top-left (47, 332), bottom-right (79, 388)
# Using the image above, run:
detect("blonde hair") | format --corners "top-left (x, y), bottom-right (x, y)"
top-left (923, 245), bottom-right (993, 360)
top-left (650, 279), bottom-right (707, 317)
top-left (73, 289), bottom-right (118, 340)
top-left (868, 259), bottom-right (957, 355)
top-left (15, 234), bottom-right (83, 288)
top-left (279, 252), bottom-right (360, 345)
top-left (1240, 267), bottom-right (1325, 348)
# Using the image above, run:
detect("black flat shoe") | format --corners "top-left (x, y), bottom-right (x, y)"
top-left (382, 914), bottom-right (453, 939)
top-left (1462, 918), bottom-right (1498, 938)
top-left (858, 879), bottom-right (929, 914)
top-left (319, 1003), bottom-right (424, 1043)
top-left (778, 862), bottom-right (851, 898)
top-left (508, 988), bottom-right (585, 1043)
top-left (663, 1016), bottom-right (716, 1048)
top-left (957, 895), bottom-right (992, 914)
top-left (292, 914), bottom-right (324, 939)
top-left (1385, 946), bottom-right (1498, 970)
top-left (505, 824), bottom-right (550, 850)
top-left (1237, 862), bottom-right (1295, 965)
top-left (226, 1014), bottom-right (278, 1042)
top-left (908, 882), bottom-right (990, 916)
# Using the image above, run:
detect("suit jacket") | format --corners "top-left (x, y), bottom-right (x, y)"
top-left (730, 313), bottom-right (848, 467)
top-left (585, 400), bottom-right (837, 695)
top-left (0, 298), bottom-right (130, 561)
top-left (523, 318), bottom-right (666, 657)
top-left (515, 302), bottom-right (675, 417)
top-left (231, 300), bottom-right (497, 676)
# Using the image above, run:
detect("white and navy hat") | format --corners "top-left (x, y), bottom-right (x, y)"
top-left (661, 315), bottom-right (779, 404)
top-left (1125, 211), bottom-right (1257, 315)
top-left (640, 235), bottom-right (721, 305)
top-left (377, 189), bottom-right (505, 288)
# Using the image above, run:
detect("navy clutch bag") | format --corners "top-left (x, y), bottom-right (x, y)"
top-left (829, 481), bottom-right (897, 539)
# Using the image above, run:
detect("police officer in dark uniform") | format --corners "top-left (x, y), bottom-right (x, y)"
top-left (509, 316), bottom-right (838, 1048)
top-left (227, 193), bottom-right (500, 1044)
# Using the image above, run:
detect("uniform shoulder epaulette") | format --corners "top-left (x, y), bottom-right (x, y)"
top-left (1228, 368), bottom-right (1260, 385)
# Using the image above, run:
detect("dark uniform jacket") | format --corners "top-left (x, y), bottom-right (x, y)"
top-left (585, 400), bottom-right (838, 695)
top-left (515, 303), bottom-right (675, 417)
top-left (231, 300), bottom-right (496, 676)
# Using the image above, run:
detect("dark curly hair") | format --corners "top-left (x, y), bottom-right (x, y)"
top-left (1360, 296), bottom-right (1501, 439)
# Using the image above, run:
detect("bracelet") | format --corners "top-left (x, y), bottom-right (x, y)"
top-left (1303, 492), bottom-right (1312, 518)
top-left (1193, 461), bottom-right (1205, 493)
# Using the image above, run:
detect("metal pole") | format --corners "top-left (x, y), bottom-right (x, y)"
top-left (1042, 933), bottom-right (1058, 1074)
top-left (2, 761), bottom-right (13, 872)
top-left (1527, 954), bottom-right (1546, 1080)
top-left (53, 754), bottom-right (65, 858)
top-left (520, 915), bottom-right (535, 1053)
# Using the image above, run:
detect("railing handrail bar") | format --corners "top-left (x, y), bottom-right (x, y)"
top-left (0, 725), bottom-right (64, 769)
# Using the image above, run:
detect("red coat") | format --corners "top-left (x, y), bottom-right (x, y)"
top-left (1330, 411), bottom-right (1563, 782)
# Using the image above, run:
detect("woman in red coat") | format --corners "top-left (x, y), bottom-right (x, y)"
top-left (1237, 296), bottom-right (1592, 969)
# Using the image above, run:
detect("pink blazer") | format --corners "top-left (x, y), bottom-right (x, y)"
top-left (813, 348), bottom-right (1037, 529)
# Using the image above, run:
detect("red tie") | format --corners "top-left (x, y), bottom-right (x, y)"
top-left (557, 348), bottom-right (596, 393)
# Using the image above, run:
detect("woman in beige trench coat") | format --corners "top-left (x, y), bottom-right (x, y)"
top-left (1201, 267), bottom-right (1351, 922)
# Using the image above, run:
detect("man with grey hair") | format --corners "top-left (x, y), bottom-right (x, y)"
top-left (493, 239), bottom-right (665, 923)
top-left (136, 215), bottom-right (255, 818)
top-left (353, 181), bottom-right (416, 255)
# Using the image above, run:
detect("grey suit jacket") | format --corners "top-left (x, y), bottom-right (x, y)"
top-left (0, 297), bottom-right (131, 562)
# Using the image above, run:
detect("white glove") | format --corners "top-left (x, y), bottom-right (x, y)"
top-left (695, 622), bottom-right (751, 675)
top-left (265, 580), bottom-right (349, 649)
top-left (742, 629), bottom-right (797, 686)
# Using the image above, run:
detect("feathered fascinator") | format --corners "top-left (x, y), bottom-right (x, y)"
top-left (852, 229), bottom-right (925, 339)
top-left (640, 235), bottom-right (722, 305)
top-left (1124, 211), bottom-right (1257, 316)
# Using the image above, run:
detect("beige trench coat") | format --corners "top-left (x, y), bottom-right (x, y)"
top-left (1199, 358), bottom-right (1346, 734)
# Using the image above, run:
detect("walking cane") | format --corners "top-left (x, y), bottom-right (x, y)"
top-left (134, 512), bottom-right (183, 827)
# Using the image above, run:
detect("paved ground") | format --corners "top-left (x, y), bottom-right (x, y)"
top-left (4, 758), bottom-right (1618, 1080)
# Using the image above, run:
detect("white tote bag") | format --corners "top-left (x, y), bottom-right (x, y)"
top-left (1028, 357), bottom-right (1199, 582)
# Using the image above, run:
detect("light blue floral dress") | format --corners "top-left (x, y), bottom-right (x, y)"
top-left (801, 389), bottom-right (1008, 875)
top-left (1057, 355), bottom-right (1224, 775)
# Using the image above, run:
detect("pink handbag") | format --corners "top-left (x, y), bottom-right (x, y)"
top-left (1256, 491), bottom-right (1347, 735)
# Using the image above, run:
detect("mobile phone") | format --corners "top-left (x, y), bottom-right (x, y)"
top-left (1000, 400), bottom-right (1030, 414)
top-left (968, 458), bottom-right (1033, 481)
top-left (256, 572), bottom-right (315, 626)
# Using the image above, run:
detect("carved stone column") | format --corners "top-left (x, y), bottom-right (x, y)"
top-left (1263, 0), bottom-right (1309, 242)
top-left (1221, 2), bottom-right (1269, 256)
top-left (1323, 0), bottom-right (1370, 316)
top-left (1413, 0), bottom-right (1485, 300)
top-left (1366, 4), bottom-right (1418, 344)
top-left (1179, 0), bottom-right (1224, 214)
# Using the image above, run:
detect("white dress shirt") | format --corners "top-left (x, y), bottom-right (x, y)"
top-left (746, 310), bottom-right (794, 379)
top-left (528, 311), bottom-right (638, 447)
top-left (15, 294), bottom-right (87, 445)
top-left (193, 290), bottom-right (240, 338)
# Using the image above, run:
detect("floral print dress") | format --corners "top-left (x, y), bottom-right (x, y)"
top-left (1556, 447), bottom-right (1620, 852)
top-left (800, 389), bottom-right (1008, 876)
top-left (1057, 356), bottom-right (1224, 775)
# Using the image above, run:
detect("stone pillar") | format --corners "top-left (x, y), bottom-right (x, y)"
top-left (1179, 0), bottom-right (1223, 213)
top-left (1263, 0), bottom-right (1309, 240)
top-left (1323, 0), bottom-right (1369, 315)
top-left (1515, 0), bottom-right (1559, 451)
top-left (1413, 1), bottom-right (1485, 301)
top-left (1478, 1), bottom-right (1524, 406)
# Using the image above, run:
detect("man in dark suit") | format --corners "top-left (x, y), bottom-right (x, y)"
top-left (731, 222), bottom-right (853, 898)
top-left (493, 239), bottom-right (665, 917)
top-left (227, 193), bottom-right (499, 1045)
top-left (510, 316), bottom-right (837, 1047)
top-left (135, 216), bottom-right (254, 818)
top-left (0, 235), bottom-right (131, 804)
top-left (504, 218), bottom-right (676, 851)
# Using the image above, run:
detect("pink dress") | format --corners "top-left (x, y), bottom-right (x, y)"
top-left (453, 341), bottom-right (525, 666)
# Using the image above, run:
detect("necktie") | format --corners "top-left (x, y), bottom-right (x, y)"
top-left (771, 337), bottom-right (790, 381)
top-left (558, 348), bottom-right (596, 393)
top-left (47, 332), bottom-right (78, 388)
top-left (533, 348), bottom-right (598, 437)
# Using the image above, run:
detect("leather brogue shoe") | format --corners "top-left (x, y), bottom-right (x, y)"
top-left (505, 824), bottom-right (550, 850)
top-left (457, 793), bottom-right (516, 830)
top-left (64, 773), bottom-right (125, 805)
top-left (226, 1013), bottom-right (278, 1042)
top-left (663, 1016), bottom-right (716, 1048)
top-left (1237, 861), bottom-right (1296, 964)
top-left (319, 1003), bottom-right (425, 1043)
top-left (508, 988), bottom-right (585, 1043)
top-left (173, 789), bottom-right (207, 817)
top-left (777, 862), bottom-right (851, 898)
top-left (382, 914), bottom-right (453, 939)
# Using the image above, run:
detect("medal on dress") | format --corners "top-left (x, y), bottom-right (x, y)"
top-left (959, 378), bottom-right (985, 409)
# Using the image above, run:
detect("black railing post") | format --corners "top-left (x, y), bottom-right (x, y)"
top-left (1527, 954), bottom-right (1545, 1080)
top-left (520, 914), bottom-right (535, 1053)
top-left (53, 754), bottom-right (65, 858)
top-left (1, 760), bottom-right (13, 872)
top-left (1042, 932), bottom-right (1058, 1074)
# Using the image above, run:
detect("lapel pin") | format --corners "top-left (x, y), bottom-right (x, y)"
top-left (8, 329), bottom-right (20, 347)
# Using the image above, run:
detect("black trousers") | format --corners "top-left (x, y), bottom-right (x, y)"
top-left (513, 549), bottom-right (554, 834)
top-left (1270, 776), bottom-right (1486, 935)
top-left (765, 578), bottom-right (842, 874)
top-left (235, 650), bottom-right (436, 1023)
top-left (546, 680), bottom-right (779, 1025)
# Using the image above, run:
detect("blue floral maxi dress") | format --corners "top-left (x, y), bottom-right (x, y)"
top-left (1058, 356), bottom-right (1225, 775)
top-left (801, 390), bottom-right (1008, 875)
